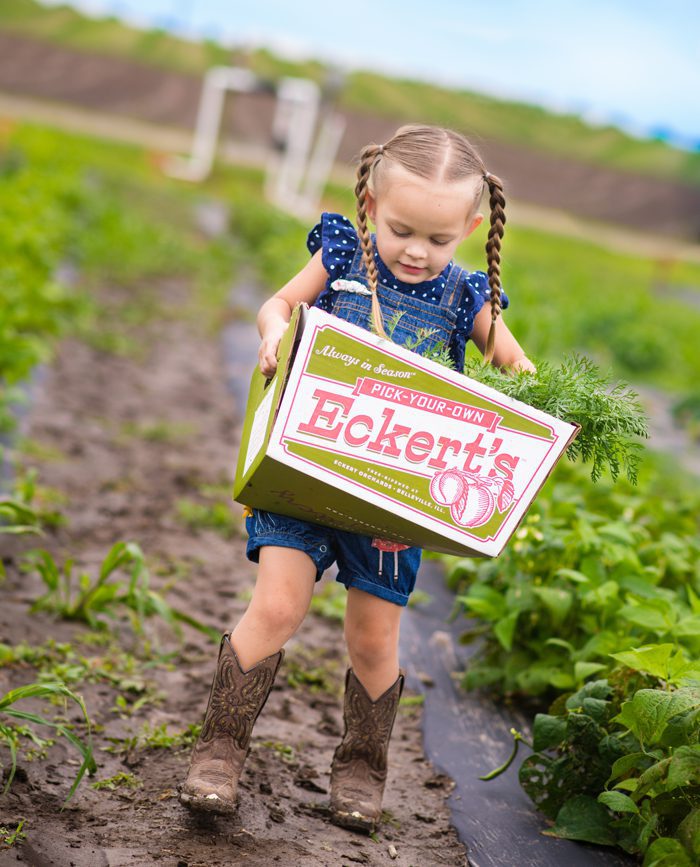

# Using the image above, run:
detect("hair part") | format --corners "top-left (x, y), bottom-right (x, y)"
top-left (354, 124), bottom-right (505, 358)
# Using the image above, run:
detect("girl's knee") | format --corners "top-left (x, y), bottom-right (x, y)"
top-left (248, 592), bottom-right (307, 638)
top-left (345, 622), bottom-right (399, 668)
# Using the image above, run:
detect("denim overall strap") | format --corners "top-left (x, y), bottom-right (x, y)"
top-left (327, 240), bottom-right (459, 360)
top-left (440, 263), bottom-right (464, 309)
top-left (348, 242), bottom-right (366, 276)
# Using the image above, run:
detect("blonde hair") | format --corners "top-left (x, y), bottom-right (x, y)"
top-left (355, 124), bottom-right (505, 363)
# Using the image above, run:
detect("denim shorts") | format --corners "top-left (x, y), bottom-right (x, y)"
top-left (245, 509), bottom-right (422, 607)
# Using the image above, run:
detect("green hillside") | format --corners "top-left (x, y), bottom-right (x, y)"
top-left (2, 0), bottom-right (699, 186)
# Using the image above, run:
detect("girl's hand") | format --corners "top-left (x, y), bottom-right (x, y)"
top-left (509, 356), bottom-right (536, 374)
top-left (255, 249), bottom-right (330, 377)
top-left (258, 321), bottom-right (288, 377)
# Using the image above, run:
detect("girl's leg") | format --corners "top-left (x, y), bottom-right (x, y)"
top-left (330, 588), bottom-right (405, 832)
top-left (343, 587), bottom-right (403, 699)
top-left (180, 545), bottom-right (316, 814)
top-left (230, 545), bottom-right (317, 668)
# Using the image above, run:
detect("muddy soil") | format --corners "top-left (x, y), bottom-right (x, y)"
top-left (0, 274), bottom-right (466, 866)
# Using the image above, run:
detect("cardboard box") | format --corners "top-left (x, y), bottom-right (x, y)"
top-left (234, 304), bottom-right (578, 558)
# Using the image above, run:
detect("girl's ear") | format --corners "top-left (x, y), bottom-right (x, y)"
top-left (463, 213), bottom-right (484, 239)
top-left (366, 189), bottom-right (377, 223)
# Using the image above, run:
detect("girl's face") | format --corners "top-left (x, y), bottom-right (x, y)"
top-left (367, 166), bottom-right (483, 284)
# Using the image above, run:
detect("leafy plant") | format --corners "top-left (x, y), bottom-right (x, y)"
top-left (104, 721), bottom-right (200, 755)
top-left (0, 819), bottom-right (27, 849)
top-left (26, 541), bottom-right (218, 641)
top-left (463, 354), bottom-right (648, 483)
top-left (0, 497), bottom-right (41, 537)
top-left (484, 662), bottom-right (700, 863)
top-left (0, 681), bottom-right (96, 801)
top-left (90, 771), bottom-right (141, 791)
top-left (446, 459), bottom-right (700, 697)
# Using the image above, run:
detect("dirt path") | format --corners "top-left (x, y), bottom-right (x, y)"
top-left (0, 275), bottom-right (466, 865)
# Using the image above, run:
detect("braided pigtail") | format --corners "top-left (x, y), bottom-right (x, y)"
top-left (483, 172), bottom-right (506, 364)
top-left (355, 143), bottom-right (387, 338)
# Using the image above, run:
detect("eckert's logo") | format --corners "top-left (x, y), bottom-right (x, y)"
top-left (294, 377), bottom-right (521, 527)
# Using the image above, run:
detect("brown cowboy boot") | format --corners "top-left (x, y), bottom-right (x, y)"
top-left (179, 634), bottom-right (283, 815)
top-left (329, 668), bottom-right (404, 832)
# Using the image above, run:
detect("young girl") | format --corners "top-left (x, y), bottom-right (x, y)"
top-left (180, 124), bottom-right (534, 832)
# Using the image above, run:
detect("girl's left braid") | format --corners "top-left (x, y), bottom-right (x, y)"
top-left (483, 172), bottom-right (506, 364)
top-left (355, 144), bottom-right (387, 338)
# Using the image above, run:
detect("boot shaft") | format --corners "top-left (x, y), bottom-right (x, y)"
top-left (199, 634), bottom-right (284, 751)
top-left (334, 669), bottom-right (404, 773)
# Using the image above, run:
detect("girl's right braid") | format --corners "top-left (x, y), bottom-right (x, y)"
top-left (483, 172), bottom-right (506, 364)
top-left (355, 144), bottom-right (387, 338)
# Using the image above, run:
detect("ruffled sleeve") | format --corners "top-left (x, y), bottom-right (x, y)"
top-left (307, 212), bottom-right (357, 277)
top-left (307, 213), bottom-right (359, 312)
top-left (449, 270), bottom-right (510, 370)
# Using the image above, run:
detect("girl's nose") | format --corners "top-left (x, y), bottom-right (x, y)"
top-left (405, 240), bottom-right (427, 259)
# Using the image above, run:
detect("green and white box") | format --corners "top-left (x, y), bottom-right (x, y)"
top-left (234, 304), bottom-right (578, 558)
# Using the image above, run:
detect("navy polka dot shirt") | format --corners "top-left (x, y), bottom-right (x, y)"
top-left (307, 213), bottom-right (509, 369)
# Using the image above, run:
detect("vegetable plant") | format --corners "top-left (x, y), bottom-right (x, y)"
top-left (485, 648), bottom-right (700, 863)
top-left (26, 541), bottom-right (218, 641)
top-left (0, 681), bottom-right (96, 801)
top-left (446, 459), bottom-right (700, 697)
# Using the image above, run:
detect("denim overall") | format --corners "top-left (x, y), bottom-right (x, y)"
top-left (245, 244), bottom-right (465, 607)
top-left (328, 243), bottom-right (464, 359)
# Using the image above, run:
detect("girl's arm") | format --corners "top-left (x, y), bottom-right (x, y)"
top-left (470, 303), bottom-right (536, 372)
top-left (257, 250), bottom-right (329, 376)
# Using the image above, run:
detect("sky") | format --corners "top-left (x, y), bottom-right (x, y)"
top-left (50, 0), bottom-right (700, 148)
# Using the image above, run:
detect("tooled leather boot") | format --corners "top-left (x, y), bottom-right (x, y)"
top-left (179, 634), bottom-right (283, 815)
top-left (329, 668), bottom-right (404, 832)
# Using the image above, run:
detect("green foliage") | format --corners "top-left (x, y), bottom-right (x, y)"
top-left (0, 122), bottom-right (241, 429)
top-left (463, 354), bottom-right (648, 483)
top-left (228, 195), bottom-right (308, 291)
top-left (25, 541), bottom-right (218, 641)
top-left (0, 638), bottom-right (165, 723)
top-left (673, 391), bottom-right (700, 442)
top-left (445, 459), bottom-right (700, 697)
top-left (309, 581), bottom-right (347, 622)
top-left (0, 681), bottom-right (96, 801)
top-left (90, 771), bottom-right (141, 791)
top-left (0, 135), bottom-right (88, 429)
top-left (379, 309), bottom-right (456, 369)
top-left (0, 819), bottom-right (27, 849)
top-left (0, 497), bottom-right (41, 537)
top-left (485, 674), bottom-right (700, 860)
top-left (285, 659), bottom-right (334, 693)
top-left (459, 225), bottom-right (700, 396)
top-left (105, 721), bottom-right (200, 755)
top-left (174, 498), bottom-right (239, 539)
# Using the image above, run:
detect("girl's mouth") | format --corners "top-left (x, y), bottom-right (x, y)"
top-left (399, 263), bottom-right (425, 275)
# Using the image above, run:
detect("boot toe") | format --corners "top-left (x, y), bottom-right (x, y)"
top-left (330, 790), bottom-right (381, 832)
top-left (179, 784), bottom-right (238, 815)
top-left (180, 769), bottom-right (238, 815)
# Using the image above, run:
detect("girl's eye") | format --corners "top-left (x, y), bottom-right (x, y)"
top-left (390, 227), bottom-right (410, 238)
top-left (431, 238), bottom-right (450, 246)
